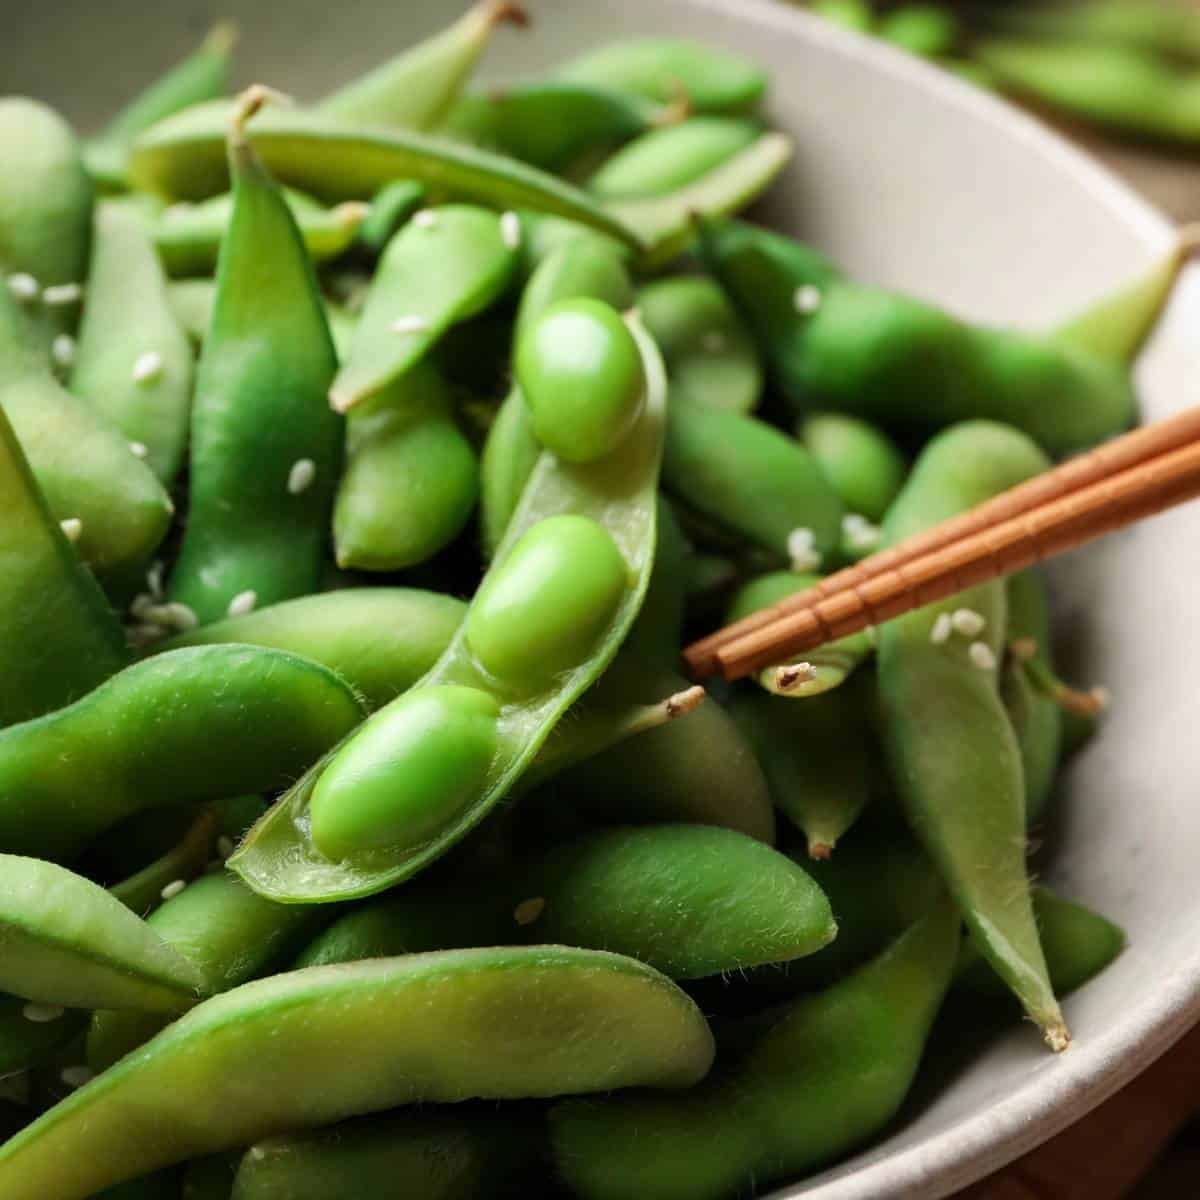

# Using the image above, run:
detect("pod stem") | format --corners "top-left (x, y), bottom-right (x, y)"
top-left (484, 0), bottom-right (531, 30)
top-left (1010, 640), bottom-right (1110, 717)
top-left (227, 84), bottom-right (294, 151)
top-left (204, 20), bottom-right (239, 55)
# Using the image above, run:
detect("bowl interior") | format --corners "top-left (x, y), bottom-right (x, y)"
top-left (8, 2), bottom-right (1200, 1197)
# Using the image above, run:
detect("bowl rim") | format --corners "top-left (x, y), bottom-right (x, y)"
top-left (660, 1), bottom-right (1196, 1196)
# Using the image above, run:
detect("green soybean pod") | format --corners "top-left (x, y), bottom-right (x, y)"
top-left (637, 274), bottom-right (762, 413)
top-left (357, 179), bottom-right (425, 255)
top-left (984, 0), bottom-right (1200, 59)
top-left (84, 24), bottom-right (237, 192)
top-left (330, 205), bottom-right (517, 412)
top-left (0, 405), bottom-right (127, 725)
top-left (333, 362), bottom-right (479, 570)
top-left (0, 947), bottom-right (713, 1200)
top-left (128, 103), bottom-right (641, 251)
top-left (878, 5), bottom-right (961, 58)
top-left (515, 210), bottom-right (634, 279)
top-left (88, 871), bottom-right (325, 1073)
top-left (0, 854), bottom-right (203, 1013)
top-left (480, 387), bottom-right (543, 560)
top-left (231, 313), bottom-right (667, 901)
top-left (0, 278), bottom-right (173, 576)
top-left (558, 38), bottom-right (767, 114)
top-left (810, 0), bottom-right (875, 33)
top-left (588, 117), bottom-right (760, 199)
top-left (108, 808), bottom-right (221, 916)
top-left (167, 91), bottom-right (341, 625)
top-left (165, 278), bottom-right (215, 345)
top-left (550, 898), bottom-right (960, 1200)
top-left (510, 824), bottom-right (835, 978)
top-left (70, 203), bottom-right (194, 483)
top-left (165, 588), bottom-right (466, 711)
top-left (663, 401), bottom-right (843, 568)
top-left (154, 189), bottom-right (368, 277)
top-left (799, 412), bottom-right (907, 525)
top-left (318, 0), bottom-right (527, 130)
top-left (0, 645), bottom-right (365, 863)
top-left (231, 1109), bottom-right (537, 1200)
top-left (443, 80), bottom-right (661, 172)
top-left (877, 421), bottom-right (1067, 1051)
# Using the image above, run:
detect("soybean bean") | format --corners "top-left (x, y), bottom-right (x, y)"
top-left (799, 411), bottom-right (906, 524)
top-left (0, 947), bottom-right (713, 1200)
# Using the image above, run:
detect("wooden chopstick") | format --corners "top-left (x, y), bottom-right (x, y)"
top-left (681, 406), bottom-right (1200, 683)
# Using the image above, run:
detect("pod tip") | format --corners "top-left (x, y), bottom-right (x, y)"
top-left (205, 20), bottom-right (239, 54)
top-left (665, 685), bottom-right (706, 720)
top-left (228, 84), bottom-right (294, 146)
top-left (808, 841), bottom-right (833, 861)
top-left (488, 1), bottom-right (531, 30)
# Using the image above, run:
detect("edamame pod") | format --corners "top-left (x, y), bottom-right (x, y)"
top-left (357, 179), bottom-right (425, 255)
top-left (589, 117), bottom-right (760, 199)
top-left (70, 203), bottom-right (194, 483)
top-left (515, 210), bottom-right (633, 278)
top-left (877, 421), bottom-right (1067, 1050)
top-left (443, 80), bottom-right (660, 172)
top-left (0, 405), bottom-right (127, 725)
top-left (983, 0), bottom-right (1200, 59)
top-left (318, 1), bottom-right (527, 130)
top-left (0, 854), bottom-right (203, 1012)
top-left (165, 588), bottom-right (466, 711)
top-left (154, 189), bottom-right (367, 276)
top-left (88, 870), bottom-right (325, 1072)
top-left (0, 279), bottom-right (173, 576)
top-left (799, 412), bottom-right (906, 524)
top-left (168, 91), bottom-right (341, 624)
top-left (811, 0), bottom-right (875, 32)
top-left (0, 947), bottom-right (714, 1200)
top-left (638, 274), bottom-right (762, 413)
top-left (330, 204), bottom-right (516, 412)
top-left (109, 807), bottom-right (220, 916)
top-left (84, 24), bottom-right (237, 191)
top-left (129, 103), bottom-right (641, 249)
top-left (550, 898), bottom-right (960, 1200)
top-left (165, 278), bottom-right (215, 344)
top-left (232, 313), bottom-right (667, 901)
top-left (663, 402), bottom-right (843, 568)
top-left (333, 362), bottom-right (479, 570)
top-left (878, 5), bottom-right (960, 58)
top-left (558, 38), bottom-right (767, 114)
top-left (0, 645), bottom-right (365, 862)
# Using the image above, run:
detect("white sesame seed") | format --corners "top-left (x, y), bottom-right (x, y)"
top-left (793, 284), bottom-right (822, 314)
top-left (146, 561), bottom-right (165, 598)
top-left (162, 602), bottom-right (198, 632)
top-left (42, 282), bottom-right (82, 307)
top-left (930, 613), bottom-right (953, 645)
top-left (968, 641), bottom-right (997, 671)
top-left (22, 1003), bottom-right (64, 1024)
top-left (227, 589), bottom-right (257, 618)
top-left (500, 210), bottom-right (521, 250)
top-left (513, 897), bottom-right (545, 925)
top-left (217, 836), bottom-right (235, 860)
top-left (51, 334), bottom-right (76, 369)
top-left (161, 879), bottom-right (188, 901)
top-left (390, 314), bottom-right (431, 335)
top-left (131, 350), bottom-right (164, 384)
top-left (248, 1147), bottom-right (267, 1162)
top-left (287, 458), bottom-right (316, 495)
top-left (1091, 685), bottom-right (1112, 710)
top-left (129, 441), bottom-right (149, 459)
top-left (413, 209), bottom-right (438, 230)
top-left (951, 608), bottom-right (986, 637)
top-left (701, 330), bottom-right (727, 354)
top-left (841, 513), bottom-right (881, 551)
top-left (59, 517), bottom-right (82, 543)
top-left (60, 1066), bottom-right (94, 1090)
top-left (6, 273), bottom-right (39, 302)
top-left (787, 527), bottom-right (822, 573)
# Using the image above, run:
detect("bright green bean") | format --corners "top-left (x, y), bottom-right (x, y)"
top-left (799, 411), bottom-right (906, 524)
top-left (0, 947), bottom-right (713, 1199)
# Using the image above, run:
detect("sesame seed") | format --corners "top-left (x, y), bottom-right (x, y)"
top-left (951, 608), bottom-right (986, 637)
top-left (7, 273), bottom-right (39, 302)
top-left (217, 836), bottom-right (235, 860)
top-left (287, 458), bottom-right (316, 495)
top-left (1091, 685), bottom-right (1112, 710)
top-left (841, 513), bottom-right (881, 550)
top-left (60, 1066), bottom-right (94, 1090)
top-left (51, 334), bottom-right (76, 369)
top-left (413, 209), bottom-right (438, 230)
top-left (42, 282), bottom-right (82, 307)
top-left (59, 517), bottom-right (82, 543)
top-left (248, 1147), bottom-right (267, 1162)
top-left (787, 527), bottom-right (822, 572)
top-left (968, 641), bottom-right (996, 671)
top-left (390, 314), bottom-right (431, 335)
top-left (129, 441), bottom-right (149, 459)
top-left (131, 350), bottom-right (164, 384)
top-left (22, 1003), bottom-right (64, 1024)
top-left (794, 284), bottom-right (822, 314)
top-left (161, 879), bottom-right (187, 901)
top-left (930, 613), bottom-right (953, 645)
top-left (701, 330), bottom-right (727, 353)
top-left (162, 602), bottom-right (198, 632)
top-left (146, 561), bottom-right (165, 598)
top-left (227, 589), bottom-right (257, 618)
top-left (500, 210), bottom-right (522, 249)
top-left (513, 897), bottom-right (545, 925)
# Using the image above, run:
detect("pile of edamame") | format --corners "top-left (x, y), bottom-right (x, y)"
top-left (0, 4), bottom-right (1179, 1196)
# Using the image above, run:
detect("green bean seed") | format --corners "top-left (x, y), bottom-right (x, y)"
top-left (558, 38), bottom-right (767, 114)
top-left (0, 645), bottom-right (364, 862)
top-left (799, 412), bottom-right (906, 524)
top-left (0, 947), bottom-right (713, 1200)
top-left (70, 202), bottom-right (194, 483)
top-left (516, 298), bottom-right (645, 462)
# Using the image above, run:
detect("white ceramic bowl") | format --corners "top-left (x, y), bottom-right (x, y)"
top-left (9, 2), bottom-right (1200, 1196)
